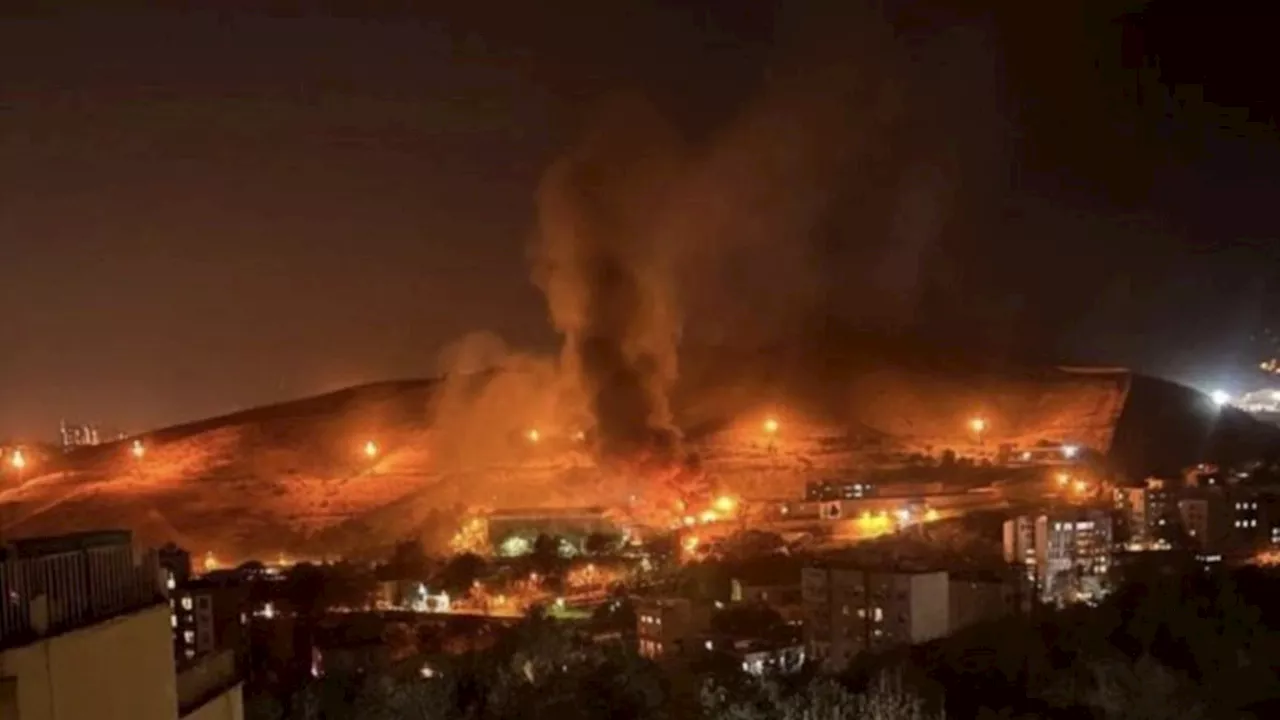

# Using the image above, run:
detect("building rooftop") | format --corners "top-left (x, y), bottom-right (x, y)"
top-left (0, 530), bottom-right (164, 651)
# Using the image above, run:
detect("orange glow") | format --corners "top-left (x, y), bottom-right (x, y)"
top-left (682, 535), bottom-right (700, 552)
top-left (10, 450), bottom-right (25, 470)
top-left (763, 418), bottom-right (780, 435)
top-left (527, 428), bottom-right (540, 443)
top-left (573, 430), bottom-right (586, 442)
top-left (364, 440), bottom-right (378, 458)
top-left (969, 417), bottom-right (987, 433)
top-left (698, 510), bottom-right (717, 524)
top-left (682, 515), bottom-right (696, 527)
top-left (1074, 480), bottom-right (1089, 494)
top-left (131, 440), bottom-right (145, 459)
top-left (1056, 472), bottom-right (1070, 488)
top-left (713, 496), bottom-right (736, 514)
top-left (924, 509), bottom-right (940, 522)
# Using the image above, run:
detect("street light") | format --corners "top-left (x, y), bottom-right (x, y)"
top-left (763, 418), bottom-right (780, 436)
top-left (969, 417), bottom-right (987, 445)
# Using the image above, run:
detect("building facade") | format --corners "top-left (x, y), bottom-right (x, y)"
top-left (1003, 509), bottom-right (1114, 606)
top-left (636, 598), bottom-right (710, 660)
top-left (800, 566), bottom-right (950, 671)
top-left (0, 530), bottom-right (242, 720)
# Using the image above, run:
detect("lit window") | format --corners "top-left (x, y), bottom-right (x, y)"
top-left (171, 615), bottom-right (177, 628)
top-left (181, 597), bottom-right (193, 611)
top-left (183, 630), bottom-right (195, 645)
top-left (873, 607), bottom-right (884, 622)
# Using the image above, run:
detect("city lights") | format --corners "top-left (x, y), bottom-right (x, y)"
top-left (713, 496), bottom-right (737, 514)
top-left (1056, 472), bottom-right (1071, 488)
top-left (1061, 444), bottom-right (1079, 459)
top-left (1074, 479), bottom-right (1089, 495)
top-left (698, 510), bottom-right (717, 524)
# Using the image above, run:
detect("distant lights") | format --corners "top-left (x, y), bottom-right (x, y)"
top-left (1211, 390), bottom-right (1231, 407)
top-left (363, 440), bottom-right (379, 459)
top-left (1061, 444), bottom-right (1079, 459)
top-left (763, 418), bottom-right (780, 436)
top-left (131, 439), bottom-right (146, 460)
top-left (527, 429), bottom-right (540, 444)
top-left (9, 450), bottom-right (25, 470)
top-left (969, 417), bottom-right (987, 434)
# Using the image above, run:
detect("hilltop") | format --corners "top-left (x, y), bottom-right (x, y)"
top-left (0, 357), bottom-right (1275, 561)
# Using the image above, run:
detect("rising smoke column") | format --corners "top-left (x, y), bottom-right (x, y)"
top-left (533, 95), bottom-right (687, 462)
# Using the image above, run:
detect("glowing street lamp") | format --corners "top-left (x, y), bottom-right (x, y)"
top-left (763, 418), bottom-right (780, 436)
top-left (969, 417), bottom-right (987, 445)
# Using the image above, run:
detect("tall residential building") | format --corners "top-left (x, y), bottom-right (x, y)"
top-left (1003, 509), bottom-right (1114, 606)
top-left (58, 420), bottom-right (101, 450)
top-left (0, 530), bottom-right (243, 719)
top-left (800, 566), bottom-right (950, 671)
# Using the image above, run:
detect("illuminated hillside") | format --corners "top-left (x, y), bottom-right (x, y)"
top-left (0, 363), bottom-right (1273, 561)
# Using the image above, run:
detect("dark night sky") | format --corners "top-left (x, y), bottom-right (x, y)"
top-left (2, 0), bottom-right (1279, 440)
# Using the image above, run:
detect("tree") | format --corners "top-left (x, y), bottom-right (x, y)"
top-left (584, 532), bottom-right (616, 556)
top-left (434, 553), bottom-right (488, 596)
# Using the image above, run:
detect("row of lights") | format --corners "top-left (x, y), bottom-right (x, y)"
top-left (4, 438), bottom-right (148, 474)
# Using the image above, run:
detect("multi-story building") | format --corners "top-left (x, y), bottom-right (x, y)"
top-left (805, 479), bottom-right (877, 502)
top-left (635, 598), bottom-right (710, 660)
top-left (171, 580), bottom-right (248, 665)
top-left (800, 566), bottom-right (949, 671)
top-left (1002, 515), bottom-right (1037, 582)
top-left (58, 420), bottom-right (100, 450)
top-left (0, 530), bottom-right (242, 719)
top-left (1003, 509), bottom-right (1114, 606)
top-left (948, 571), bottom-right (1025, 632)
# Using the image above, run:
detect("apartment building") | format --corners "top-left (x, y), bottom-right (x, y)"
top-left (635, 598), bottom-right (711, 660)
top-left (800, 566), bottom-right (950, 671)
top-left (0, 530), bottom-right (242, 720)
top-left (1002, 509), bottom-right (1114, 606)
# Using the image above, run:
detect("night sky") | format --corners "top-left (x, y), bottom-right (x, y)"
top-left (2, 0), bottom-right (1278, 440)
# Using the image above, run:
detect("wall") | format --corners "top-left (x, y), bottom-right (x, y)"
top-left (905, 573), bottom-right (949, 644)
top-left (0, 603), bottom-right (178, 720)
top-left (180, 684), bottom-right (243, 720)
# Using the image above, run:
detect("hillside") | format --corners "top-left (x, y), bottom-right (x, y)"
top-left (0, 361), bottom-right (1275, 561)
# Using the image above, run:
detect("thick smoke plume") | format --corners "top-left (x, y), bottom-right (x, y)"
top-left (533, 96), bottom-right (688, 463)
top-left (532, 3), bottom-right (925, 464)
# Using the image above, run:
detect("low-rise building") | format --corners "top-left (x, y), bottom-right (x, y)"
top-left (635, 598), bottom-right (711, 660)
top-left (948, 571), bottom-right (1025, 632)
top-left (801, 566), bottom-right (950, 671)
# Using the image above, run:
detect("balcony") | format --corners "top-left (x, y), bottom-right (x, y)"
top-left (0, 531), bottom-right (166, 651)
